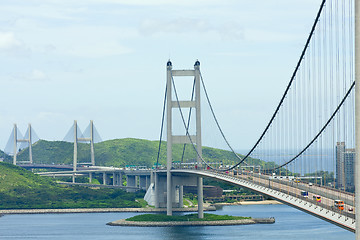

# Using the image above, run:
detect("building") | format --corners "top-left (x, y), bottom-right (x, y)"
top-left (336, 142), bottom-right (355, 192)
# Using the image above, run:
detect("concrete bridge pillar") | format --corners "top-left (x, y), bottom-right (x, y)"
top-left (179, 185), bottom-right (183, 208)
top-left (113, 172), bottom-right (116, 186)
top-left (139, 176), bottom-right (147, 190)
top-left (103, 172), bottom-right (110, 185)
top-left (103, 172), bottom-right (106, 185)
top-left (89, 172), bottom-right (92, 183)
top-left (154, 172), bottom-right (159, 208)
top-left (135, 175), bottom-right (139, 188)
top-left (119, 172), bottom-right (123, 186)
top-left (127, 175), bottom-right (136, 192)
top-left (197, 177), bottom-right (204, 218)
top-left (146, 175), bottom-right (150, 190)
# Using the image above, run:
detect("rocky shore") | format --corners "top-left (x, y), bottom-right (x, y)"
top-left (107, 217), bottom-right (275, 227)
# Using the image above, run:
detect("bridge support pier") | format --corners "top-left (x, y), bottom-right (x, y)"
top-left (89, 172), bottom-right (92, 183)
top-left (179, 185), bottom-right (183, 208)
top-left (119, 172), bottom-right (123, 186)
top-left (197, 177), bottom-right (203, 218)
top-left (103, 172), bottom-right (111, 185)
top-left (154, 172), bottom-right (159, 208)
top-left (166, 172), bottom-right (172, 215)
top-left (139, 176), bottom-right (147, 190)
top-left (113, 173), bottom-right (116, 186)
top-left (146, 175), bottom-right (150, 190)
top-left (146, 172), bottom-right (197, 209)
top-left (126, 175), bottom-right (137, 192)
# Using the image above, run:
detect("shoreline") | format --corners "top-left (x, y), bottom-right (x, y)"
top-left (0, 206), bottom-right (216, 215)
top-left (214, 200), bottom-right (282, 206)
top-left (107, 218), bottom-right (275, 227)
top-left (0, 200), bottom-right (281, 215)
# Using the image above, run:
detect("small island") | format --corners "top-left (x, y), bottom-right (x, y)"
top-left (107, 213), bottom-right (275, 227)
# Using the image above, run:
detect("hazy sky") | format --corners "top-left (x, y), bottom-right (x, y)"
top-left (0, 0), bottom-right (322, 152)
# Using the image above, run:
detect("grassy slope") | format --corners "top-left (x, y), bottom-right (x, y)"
top-left (0, 162), bottom-right (143, 209)
top-left (14, 138), bottom-right (275, 169)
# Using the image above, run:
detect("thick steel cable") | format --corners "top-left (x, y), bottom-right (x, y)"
top-left (171, 75), bottom-right (205, 163)
top-left (199, 72), bottom-right (246, 164)
top-left (180, 78), bottom-right (196, 163)
top-left (155, 84), bottom-right (167, 169)
top-left (170, 74), bottom-right (226, 171)
top-left (166, 1), bottom-right (327, 173)
top-left (271, 81), bottom-right (355, 171)
top-left (217, 0), bottom-right (327, 170)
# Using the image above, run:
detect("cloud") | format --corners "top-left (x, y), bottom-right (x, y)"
top-left (87, 0), bottom-right (229, 6)
top-left (30, 69), bottom-right (48, 81)
top-left (61, 41), bottom-right (132, 58)
top-left (7, 69), bottom-right (49, 82)
top-left (0, 32), bottom-right (22, 50)
top-left (139, 18), bottom-right (244, 41)
top-left (140, 18), bottom-right (211, 36)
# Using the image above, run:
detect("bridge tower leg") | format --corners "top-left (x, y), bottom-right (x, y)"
top-left (90, 120), bottom-right (95, 166)
top-left (28, 123), bottom-right (33, 164)
top-left (166, 60), bottom-right (204, 218)
top-left (194, 61), bottom-right (204, 218)
top-left (13, 124), bottom-right (17, 165)
top-left (166, 61), bottom-right (173, 216)
top-left (355, 0), bottom-right (360, 238)
top-left (73, 120), bottom-right (78, 183)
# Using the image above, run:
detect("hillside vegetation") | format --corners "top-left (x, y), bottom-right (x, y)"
top-left (13, 138), bottom-right (275, 169)
top-left (0, 162), bottom-right (143, 209)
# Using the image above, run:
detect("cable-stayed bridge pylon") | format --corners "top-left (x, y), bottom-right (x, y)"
top-left (63, 120), bottom-right (102, 182)
top-left (4, 123), bottom-right (39, 165)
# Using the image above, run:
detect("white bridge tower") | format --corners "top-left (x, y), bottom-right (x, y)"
top-left (166, 60), bottom-right (204, 218)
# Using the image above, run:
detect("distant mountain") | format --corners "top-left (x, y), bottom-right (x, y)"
top-left (12, 138), bottom-right (271, 168)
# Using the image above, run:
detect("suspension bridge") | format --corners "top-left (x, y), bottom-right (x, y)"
top-left (3, 0), bottom-right (360, 237)
top-left (148, 0), bottom-right (360, 236)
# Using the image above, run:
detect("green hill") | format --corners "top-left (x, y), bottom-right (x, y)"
top-left (0, 162), bottom-right (143, 209)
top-left (12, 138), bottom-right (274, 169)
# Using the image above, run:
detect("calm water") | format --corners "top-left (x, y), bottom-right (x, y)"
top-left (0, 204), bottom-right (354, 240)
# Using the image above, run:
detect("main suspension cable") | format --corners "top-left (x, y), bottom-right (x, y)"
top-left (155, 83), bottom-right (167, 169)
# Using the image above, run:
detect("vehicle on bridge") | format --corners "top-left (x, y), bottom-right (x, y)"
top-left (334, 200), bottom-right (344, 211)
top-left (301, 191), bottom-right (308, 198)
top-left (313, 195), bottom-right (321, 203)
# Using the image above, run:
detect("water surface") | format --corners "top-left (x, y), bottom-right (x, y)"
top-left (0, 204), bottom-right (354, 239)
